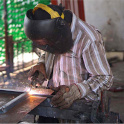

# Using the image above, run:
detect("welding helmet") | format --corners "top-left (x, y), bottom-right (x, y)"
top-left (24, 4), bottom-right (73, 54)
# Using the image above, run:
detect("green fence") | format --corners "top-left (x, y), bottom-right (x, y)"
top-left (0, 0), bottom-right (50, 65)
top-left (0, 0), bottom-right (5, 64)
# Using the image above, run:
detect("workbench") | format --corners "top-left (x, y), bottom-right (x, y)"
top-left (29, 94), bottom-right (119, 123)
top-left (0, 87), bottom-right (120, 123)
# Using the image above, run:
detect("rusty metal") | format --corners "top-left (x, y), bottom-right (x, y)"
top-left (78, 0), bottom-right (85, 21)
top-left (0, 86), bottom-right (120, 123)
top-left (31, 94), bottom-right (54, 98)
top-left (0, 88), bottom-right (24, 94)
top-left (3, 0), bottom-right (10, 79)
top-left (0, 87), bottom-right (53, 114)
top-left (8, 36), bottom-right (14, 72)
top-left (51, 0), bottom-right (85, 21)
top-left (51, 0), bottom-right (58, 5)
top-left (0, 88), bottom-right (53, 123)
top-left (0, 92), bottom-right (29, 114)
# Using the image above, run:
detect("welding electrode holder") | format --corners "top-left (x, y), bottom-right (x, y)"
top-left (30, 70), bottom-right (39, 87)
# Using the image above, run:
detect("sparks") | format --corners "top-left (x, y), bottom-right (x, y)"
top-left (28, 90), bottom-right (37, 95)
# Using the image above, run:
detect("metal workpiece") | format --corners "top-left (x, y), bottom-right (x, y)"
top-left (0, 88), bottom-right (53, 123)
top-left (0, 88), bottom-right (24, 94)
top-left (31, 94), bottom-right (54, 98)
top-left (0, 92), bottom-right (29, 114)
top-left (0, 87), bottom-right (120, 123)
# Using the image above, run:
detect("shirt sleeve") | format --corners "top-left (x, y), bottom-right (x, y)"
top-left (38, 51), bottom-right (45, 64)
top-left (76, 39), bottom-right (113, 98)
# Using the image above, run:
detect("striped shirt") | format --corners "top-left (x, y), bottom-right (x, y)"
top-left (39, 13), bottom-right (113, 101)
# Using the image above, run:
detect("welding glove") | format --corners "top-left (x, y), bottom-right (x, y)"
top-left (51, 84), bottom-right (81, 109)
top-left (28, 62), bottom-right (47, 85)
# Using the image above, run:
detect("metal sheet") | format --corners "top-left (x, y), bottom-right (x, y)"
top-left (0, 88), bottom-right (53, 123)
top-left (0, 93), bottom-right (19, 107)
top-left (0, 92), bottom-right (29, 114)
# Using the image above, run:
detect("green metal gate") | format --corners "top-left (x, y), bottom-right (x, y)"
top-left (0, 0), bottom-right (5, 65)
top-left (0, 0), bottom-right (50, 70)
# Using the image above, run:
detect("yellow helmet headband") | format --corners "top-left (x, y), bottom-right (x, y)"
top-left (32, 4), bottom-right (64, 19)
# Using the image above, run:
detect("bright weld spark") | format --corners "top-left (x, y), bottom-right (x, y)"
top-left (26, 88), bottom-right (37, 95)
top-left (28, 89), bottom-right (42, 95)
top-left (27, 88), bottom-right (31, 92)
top-left (28, 90), bottom-right (37, 95)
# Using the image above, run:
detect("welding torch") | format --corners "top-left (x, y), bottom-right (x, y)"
top-left (30, 70), bottom-right (39, 88)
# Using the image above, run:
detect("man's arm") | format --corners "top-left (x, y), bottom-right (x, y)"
top-left (76, 39), bottom-right (113, 99)
top-left (28, 51), bottom-right (47, 83)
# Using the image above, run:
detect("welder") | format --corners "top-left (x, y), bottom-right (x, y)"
top-left (24, 3), bottom-right (113, 123)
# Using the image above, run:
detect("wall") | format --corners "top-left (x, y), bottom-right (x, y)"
top-left (84, 0), bottom-right (124, 52)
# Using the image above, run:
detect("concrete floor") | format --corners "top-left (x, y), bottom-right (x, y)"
top-left (109, 62), bottom-right (124, 122)
top-left (110, 95), bottom-right (124, 122)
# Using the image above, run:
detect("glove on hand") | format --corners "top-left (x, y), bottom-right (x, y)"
top-left (51, 84), bottom-right (81, 109)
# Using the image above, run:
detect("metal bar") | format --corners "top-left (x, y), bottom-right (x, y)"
top-left (17, 42), bottom-right (19, 70)
top-left (22, 42), bottom-right (24, 71)
top-left (8, 36), bottom-right (14, 72)
top-left (0, 88), bottom-right (24, 94)
top-left (0, 92), bottom-right (29, 114)
top-left (31, 94), bottom-right (54, 98)
top-left (78, 0), bottom-right (85, 21)
top-left (3, 0), bottom-right (10, 79)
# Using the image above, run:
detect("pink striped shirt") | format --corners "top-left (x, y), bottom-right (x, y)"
top-left (39, 13), bottom-right (113, 101)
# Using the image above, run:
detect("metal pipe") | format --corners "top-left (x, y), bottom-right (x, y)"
top-left (0, 92), bottom-right (29, 114)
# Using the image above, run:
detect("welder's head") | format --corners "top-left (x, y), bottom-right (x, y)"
top-left (24, 3), bottom-right (73, 54)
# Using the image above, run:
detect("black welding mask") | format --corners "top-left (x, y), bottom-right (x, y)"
top-left (24, 4), bottom-right (73, 54)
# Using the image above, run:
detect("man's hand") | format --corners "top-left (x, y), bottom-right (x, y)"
top-left (28, 62), bottom-right (47, 83)
top-left (51, 84), bottom-right (81, 109)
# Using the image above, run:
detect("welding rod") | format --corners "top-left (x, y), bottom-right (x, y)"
top-left (0, 92), bottom-right (29, 114)
top-left (31, 94), bottom-right (54, 98)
